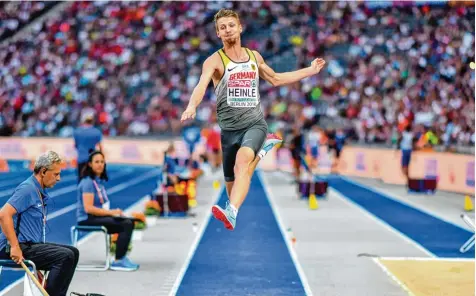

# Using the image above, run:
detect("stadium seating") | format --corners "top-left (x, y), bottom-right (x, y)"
top-left (0, 1), bottom-right (473, 151)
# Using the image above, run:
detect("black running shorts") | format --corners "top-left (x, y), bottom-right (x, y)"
top-left (221, 118), bottom-right (267, 182)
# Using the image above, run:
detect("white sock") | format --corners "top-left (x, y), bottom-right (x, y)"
top-left (229, 204), bottom-right (238, 216)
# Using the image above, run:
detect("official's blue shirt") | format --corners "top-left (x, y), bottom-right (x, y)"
top-left (335, 134), bottom-right (346, 150)
top-left (0, 176), bottom-right (50, 251)
top-left (164, 156), bottom-right (177, 174)
top-left (73, 125), bottom-right (102, 163)
top-left (184, 159), bottom-right (200, 170)
top-left (77, 176), bottom-right (109, 222)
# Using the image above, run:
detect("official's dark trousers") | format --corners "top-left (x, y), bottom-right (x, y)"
top-left (0, 242), bottom-right (79, 296)
top-left (78, 215), bottom-right (134, 260)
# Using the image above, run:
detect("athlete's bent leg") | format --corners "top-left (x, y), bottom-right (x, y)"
top-left (257, 133), bottom-right (283, 159)
top-left (224, 134), bottom-right (279, 198)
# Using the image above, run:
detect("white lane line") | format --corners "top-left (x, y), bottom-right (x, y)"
top-left (258, 170), bottom-right (314, 296)
top-left (168, 185), bottom-right (225, 296)
top-left (339, 175), bottom-right (472, 232)
top-left (329, 188), bottom-right (435, 257)
top-left (372, 257), bottom-right (416, 296)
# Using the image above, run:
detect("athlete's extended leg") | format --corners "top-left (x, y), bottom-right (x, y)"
top-left (212, 147), bottom-right (259, 230)
top-left (225, 181), bottom-right (234, 198)
top-left (212, 130), bottom-right (282, 230)
top-left (229, 146), bottom-right (259, 209)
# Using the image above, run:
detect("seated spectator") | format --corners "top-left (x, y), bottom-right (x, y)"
top-left (76, 150), bottom-right (139, 272)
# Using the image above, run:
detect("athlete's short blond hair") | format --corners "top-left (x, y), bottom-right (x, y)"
top-left (214, 9), bottom-right (240, 30)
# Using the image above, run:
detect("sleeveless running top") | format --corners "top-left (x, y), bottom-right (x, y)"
top-left (215, 48), bottom-right (263, 131)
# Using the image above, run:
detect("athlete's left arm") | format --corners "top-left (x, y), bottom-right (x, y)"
top-left (253, 51), bottom-right (326, 87)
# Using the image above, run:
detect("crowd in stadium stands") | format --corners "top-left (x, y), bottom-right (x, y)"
top-left (0, 1), bottom-right (474, 151)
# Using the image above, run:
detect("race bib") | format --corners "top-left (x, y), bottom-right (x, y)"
top-left (227, 71), bottom-right (259, 108)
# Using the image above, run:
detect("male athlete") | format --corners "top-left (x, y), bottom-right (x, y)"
top-left (181, 9), bottom-right (326, 230)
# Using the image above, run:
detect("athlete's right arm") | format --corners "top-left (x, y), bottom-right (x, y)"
top-left (181, 55), bottom-right (218, 122)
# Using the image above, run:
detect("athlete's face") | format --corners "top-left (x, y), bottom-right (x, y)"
top-left (216, 17), bottom-right (242, 43)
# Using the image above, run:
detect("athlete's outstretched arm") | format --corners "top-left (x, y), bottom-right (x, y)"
top-left (181, 55), bottom-right (217, 122)
top-left (253, 50), bottom-right (326, 87)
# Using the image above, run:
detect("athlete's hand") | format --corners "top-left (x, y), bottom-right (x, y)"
top-left (310, 58), bottom-right (326, 74)
top-left (181, 107), bottom-right (196, 122)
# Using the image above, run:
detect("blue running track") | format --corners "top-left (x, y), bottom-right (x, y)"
top-left (2, 162), bottom-right (472, 294)
top-left (176, 173), bottom-right (306, 296)
top-left (328, 176), bottom-right (475, 258)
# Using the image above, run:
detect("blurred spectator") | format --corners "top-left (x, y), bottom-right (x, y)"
top-left (73, 112), bottom-right (103, 182)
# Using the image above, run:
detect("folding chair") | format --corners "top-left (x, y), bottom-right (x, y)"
top-left (71, 225), bottom-right (110, 271)
top-left (0, 259), bottom-right (38, 278)
top-left (0, 259), bottom-right (48, 287)
top-left (459, 214), bottom-right (475, 253)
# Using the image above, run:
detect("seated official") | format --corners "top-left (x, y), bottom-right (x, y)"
top-left (175, 158), bottom-right (204, 180)
top-left (77, 151), bottom-right (139, 271)
top-left (0, 151), bottom-right (79, 296)
top-left (163, 143), bottom-right (180, 185)
top-left (164, 142), bottom-right (204, 182)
